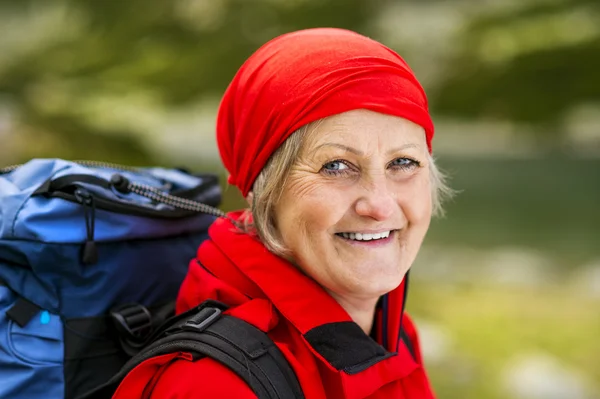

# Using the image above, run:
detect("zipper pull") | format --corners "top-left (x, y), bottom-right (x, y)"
top-left (75, 188), bottom-right (98, 265)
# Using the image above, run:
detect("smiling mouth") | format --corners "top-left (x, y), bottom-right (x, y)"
top-left (335, 230), bottom-right (396, 242)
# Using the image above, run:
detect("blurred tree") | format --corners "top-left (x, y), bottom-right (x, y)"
top-left (2, 0), bottom-right (598, 158)
top-left (431, 0), bottom-right (600, 139)
top-left (0, 0), bottom-right (379, 164)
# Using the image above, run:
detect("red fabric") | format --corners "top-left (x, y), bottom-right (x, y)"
top-left (217, 27), bottom-right (434, 197)
top-left (112, 213), bottom-right (436, 398)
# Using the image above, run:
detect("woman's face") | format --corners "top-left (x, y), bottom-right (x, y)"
top-left (274, 109), bottom-right (432, 302)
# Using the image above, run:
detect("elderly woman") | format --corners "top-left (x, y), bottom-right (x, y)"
top-left (113, 28), bottom-right (450, 398)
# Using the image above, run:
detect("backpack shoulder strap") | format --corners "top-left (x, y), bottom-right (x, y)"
top-left (79, 301), bottom-right (304, 399)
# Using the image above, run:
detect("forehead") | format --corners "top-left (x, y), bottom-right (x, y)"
top-left (303, 109), bottom-right (427, 151)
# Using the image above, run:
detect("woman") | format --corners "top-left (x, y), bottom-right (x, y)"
top-left (113, 28), bottom-right (451, 398)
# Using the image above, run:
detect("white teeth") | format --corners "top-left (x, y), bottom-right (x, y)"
top-left (339, 231), bottom-right (393, 241)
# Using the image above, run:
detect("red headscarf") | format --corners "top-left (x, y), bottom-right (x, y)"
top-left (217, 28), bottom-right (434, 197)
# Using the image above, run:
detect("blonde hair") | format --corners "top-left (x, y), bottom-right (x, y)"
top-left (242, 124), bottom-right (453, 257)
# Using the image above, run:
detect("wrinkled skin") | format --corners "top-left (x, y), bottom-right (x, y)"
top-left (274, 109), bottom-right (432, 332)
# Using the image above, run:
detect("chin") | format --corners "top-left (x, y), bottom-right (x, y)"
top-left (357, 275), bottom-right (404, 298)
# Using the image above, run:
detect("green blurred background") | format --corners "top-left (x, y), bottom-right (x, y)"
top-left (1, 0), bottom-right (598, 397)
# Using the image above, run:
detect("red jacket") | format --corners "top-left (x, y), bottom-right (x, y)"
top-left (112, 214), bottom-right (436, 398)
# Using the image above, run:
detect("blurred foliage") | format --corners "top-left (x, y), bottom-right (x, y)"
top-left (0, 0), bottom-right (380, 163)
top-left (1, 0), bottom-right (599, 163)
top-left (431, 0), bottom-right (600, 133)
top-left (0, 0), bottom-right (376, 97)
top-left (8, 116), bottom-right (155, 165)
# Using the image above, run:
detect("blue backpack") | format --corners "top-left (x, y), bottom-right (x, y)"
top-left (0, 159), bottom-right (223, 399)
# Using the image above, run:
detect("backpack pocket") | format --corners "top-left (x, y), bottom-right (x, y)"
top-left (8, 309), bottom-right (63, 365)
top-left (0, 284), bottom-right (64, 398)
top-left (1, 285), bottom-right (63, 365)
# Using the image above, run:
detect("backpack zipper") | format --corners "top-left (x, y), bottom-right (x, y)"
top-left (74, 188), bottom-right (98, 265)
top-left (0, 160), bottom-right (140, 175)
top-left (3, 162), bottom-right (224, 218)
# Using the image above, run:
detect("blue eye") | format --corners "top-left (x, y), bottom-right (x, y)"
top-left (323, 161), bottom-right (348, 171)
top-left (321, 160), bottom-right (352, 176)
top-left (389, 157), bottom-right (419, 170)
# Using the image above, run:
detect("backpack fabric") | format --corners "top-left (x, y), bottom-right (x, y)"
top-left (0, 159), bottom-right (221, 399)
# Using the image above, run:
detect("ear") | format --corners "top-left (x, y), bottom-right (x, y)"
top-left (246, 192), bottom-right (254, 207)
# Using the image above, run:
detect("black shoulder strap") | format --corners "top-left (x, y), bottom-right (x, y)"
top-left (79, 301), bottom-right (304, 399)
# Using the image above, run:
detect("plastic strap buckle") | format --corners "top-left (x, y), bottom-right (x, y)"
top-left (181, 307), bottom-right (222, 333)
top-left (110, 303), bottom-right (153, 342)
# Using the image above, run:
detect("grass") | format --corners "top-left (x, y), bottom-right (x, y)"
top-left (407, 280), bottom-right (600, 399)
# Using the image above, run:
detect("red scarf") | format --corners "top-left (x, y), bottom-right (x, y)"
top-left (217, 28), bottom-right (434, 197)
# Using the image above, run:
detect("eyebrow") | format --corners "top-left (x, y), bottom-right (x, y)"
top-left (314, 142), bottom-right (419, 156)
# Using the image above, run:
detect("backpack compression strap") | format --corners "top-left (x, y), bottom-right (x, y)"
top-left (79, 301), bottom-right (304, 399)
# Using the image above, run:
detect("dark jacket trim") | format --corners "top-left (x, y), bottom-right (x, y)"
top-left (304, 321), bottom-right (394, 374)
top-left (396, 272), bottom-right (409, 352)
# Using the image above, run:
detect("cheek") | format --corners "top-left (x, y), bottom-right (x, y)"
top-left (283, 171), bottom-right (323, 199)
top-left (276, 175), bottom-right (340, 242)
top-left (401, 176), bottom-right (433, 225)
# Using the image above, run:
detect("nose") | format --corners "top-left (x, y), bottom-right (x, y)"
top-left (354, 175), bottom-right (397, 221)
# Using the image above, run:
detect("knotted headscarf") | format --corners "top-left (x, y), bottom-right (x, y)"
top-left (217, 28), bottom-right (434, 197)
